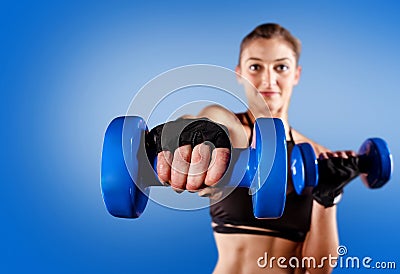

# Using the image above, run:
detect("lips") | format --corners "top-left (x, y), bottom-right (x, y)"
top-left (259, 91), bottom-right (279, 96)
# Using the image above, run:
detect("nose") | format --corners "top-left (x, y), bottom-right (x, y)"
top-left (262, 67), bottom-right (277, 87)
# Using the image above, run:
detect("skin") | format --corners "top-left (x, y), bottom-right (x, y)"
top-left (155, 37), bottom-right (353, 273)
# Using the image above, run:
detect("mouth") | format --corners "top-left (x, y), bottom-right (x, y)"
top-left (259, 90), bottom-right (280, 97)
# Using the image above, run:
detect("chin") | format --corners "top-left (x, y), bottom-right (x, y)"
top-left (262, 98), bottom-right (281, 110)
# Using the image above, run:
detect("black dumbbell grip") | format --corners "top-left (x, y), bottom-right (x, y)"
top-left (357, 154), bottom-right (371, 174)
top-left (314, 155), bottom-right (361, 207)
top-left (317, 155), bottom-right (365, 175)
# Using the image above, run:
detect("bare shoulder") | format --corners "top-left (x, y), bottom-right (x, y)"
top-left (179, 105), bottom-right (234, 122)
top-left (291, 128), bottom-right (331, 155)
top-left (196, 104), bottom-right (241, 128)
top-left (180, 104), bottom-right (243, 133)
top-left (195, 105), bottom-right (248, 147)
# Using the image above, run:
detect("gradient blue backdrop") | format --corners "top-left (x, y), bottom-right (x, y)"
top-left (1, 0), bottom-right (399, 273)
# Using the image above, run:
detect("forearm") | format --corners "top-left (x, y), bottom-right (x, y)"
top-left (302, 201), bottom-right (339, 274)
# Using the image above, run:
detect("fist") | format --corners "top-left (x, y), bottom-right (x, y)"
top-left (146, 118), bottom-right (231, 192)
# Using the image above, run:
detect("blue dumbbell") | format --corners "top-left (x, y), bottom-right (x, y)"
top-left (290, 138), bottom-right (393, 194)
top-left (101, 116), bottom-right (288, 219)
top-left (290, 143), bottom-right (319, 195)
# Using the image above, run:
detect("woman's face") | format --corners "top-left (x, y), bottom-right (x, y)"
top-left (236, 38), bottom-right (301, 116)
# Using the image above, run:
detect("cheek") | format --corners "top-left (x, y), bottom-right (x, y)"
top-left (278, 74), bottom-right (296, 89)
top-left (242, 74), bottom-right (258, 89)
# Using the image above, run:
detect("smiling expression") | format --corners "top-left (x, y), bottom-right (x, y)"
top-left (236, 38), bottom-right (301, 117)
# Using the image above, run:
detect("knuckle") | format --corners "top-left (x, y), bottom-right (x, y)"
top-left (205, 171), bottom-right (222, 186)
top-left (213, 148), bottom-right (231, 165)
top-left (170, 179), bottom-right (185, 190)
top-left (186, 179), bottom-right (201, 190)
top-left (157, 171), bottom-right (170, 182)
top-left (190, 149), bottom-right (203, 163)
top-left (174, 147), bottom-right (191, 163)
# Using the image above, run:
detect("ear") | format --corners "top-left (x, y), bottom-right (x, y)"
top-left (235, 65), bottom-right (243, 84)
top-left (293, 65), bottom-right (302, 86)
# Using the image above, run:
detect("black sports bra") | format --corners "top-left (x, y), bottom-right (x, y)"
top-left (209, 112), bottom-right (314, 242)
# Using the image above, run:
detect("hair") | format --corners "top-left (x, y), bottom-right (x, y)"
top-left (238, 23), bottom-right (302, 66)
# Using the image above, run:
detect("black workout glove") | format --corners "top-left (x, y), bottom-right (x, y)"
top-left (146, 118), bottom-right (231, 155)
top-left (312, 157), bottom-right (360, 208)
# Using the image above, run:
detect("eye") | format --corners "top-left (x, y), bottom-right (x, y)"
top-left (249, 64), bottom-right (261, 71)
top-left (275, 64), bottom-right (289, 72)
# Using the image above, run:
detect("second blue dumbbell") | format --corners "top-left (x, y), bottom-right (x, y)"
top-left (290, 138), bottom-right (393, 195)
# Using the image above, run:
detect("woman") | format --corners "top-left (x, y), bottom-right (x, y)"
top-left (153, 23), bottom-right (353, 273)
top-left (200, 23), bottom-right (341, 274)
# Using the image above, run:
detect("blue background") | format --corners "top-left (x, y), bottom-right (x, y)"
top-left (1, 0), bottom-right (399, 273)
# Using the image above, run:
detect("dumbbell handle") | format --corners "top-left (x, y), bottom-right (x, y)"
top-left (357, 154), bottom-right (371, 173)
top-left (317, 154), bottom-right (369, 173)
top-left (140, 147), bottom-right (258, 189)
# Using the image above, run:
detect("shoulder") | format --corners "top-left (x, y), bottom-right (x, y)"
top-left (196, 104), bottom-right (241, 128)
top-left (291, 128), bottom-right (331, 155)
top-left (197, 105), bottom-right (248, 147)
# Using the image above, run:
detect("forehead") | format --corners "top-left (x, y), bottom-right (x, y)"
top-left (241, 38), bottom-right (296, 63)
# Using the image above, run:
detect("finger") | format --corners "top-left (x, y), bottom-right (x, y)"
top-left (170, 145), bottom-right (192, 192)
top-left (345, 150), bottom-right (357, 158)
top-left (187, 143), bottom-right (211, 191)
top-left (198, 187), bottom-right (223, 201)
top-left (326, 151), bottom-right (339, 158)
top-left (197, 187), bottom-right (214, 197)
top-left (157, 151), bottom-right (173, 184)
top-left (319, 152), bottom-right (329, 160)
top-left (335, 150), bottom-right (349, 159)
top-left (205, 148), bottom-right (230, 186)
